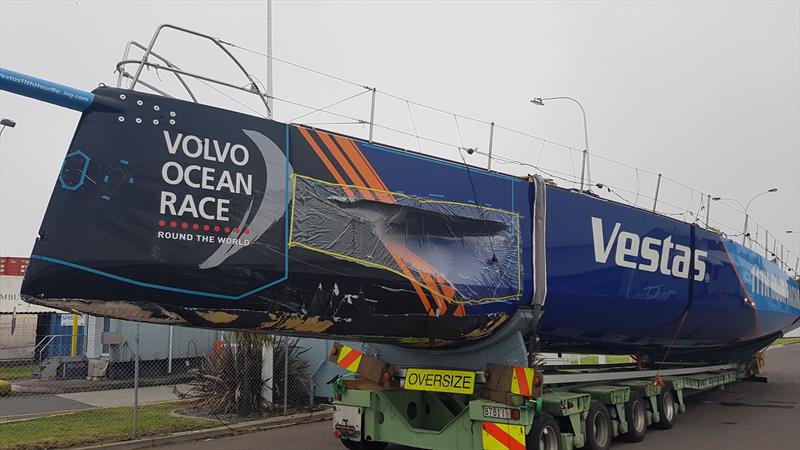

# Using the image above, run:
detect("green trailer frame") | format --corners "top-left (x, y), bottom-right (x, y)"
top-left (332, 352), bottom-right (762, 450)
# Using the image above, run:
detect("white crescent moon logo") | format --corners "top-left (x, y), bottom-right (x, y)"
top-left (199, 129), bottom-right (293, 269)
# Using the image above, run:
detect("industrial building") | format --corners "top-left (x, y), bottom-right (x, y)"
top-left (1, 257), bottom-right (218, 378)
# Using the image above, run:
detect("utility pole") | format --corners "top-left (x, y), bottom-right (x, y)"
top-left (266, 0), bottom-right (274, 118)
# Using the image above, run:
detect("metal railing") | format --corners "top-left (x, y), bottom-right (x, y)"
top-left (119, 24), bottom-right (268, 115)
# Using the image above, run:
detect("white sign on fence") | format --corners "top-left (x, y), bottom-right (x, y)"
top-left (60, 314), bottom-right (86, 327)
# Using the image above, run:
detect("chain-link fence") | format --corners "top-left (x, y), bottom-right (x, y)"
top-left (0, 315), bottom-right (334, 450)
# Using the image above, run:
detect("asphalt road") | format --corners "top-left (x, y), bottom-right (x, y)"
top-left (0, 384), bottom-right (189, 423)
top-left (158, 344), bottom-right (800, 450)
top-left (0, 394), bottom-right (90, 422)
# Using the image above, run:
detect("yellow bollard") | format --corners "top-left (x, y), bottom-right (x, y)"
top-left (0, 379), bottom-right (11, 396)
top-left (71, 313), bottom-right (78, 357)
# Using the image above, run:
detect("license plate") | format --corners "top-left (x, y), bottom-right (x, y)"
top-left (333, 405), bottom-right (362, 441)
top-left (403, 368), bottom-right (476, 394)
top-left (483, 405), bottom-right (512, 420)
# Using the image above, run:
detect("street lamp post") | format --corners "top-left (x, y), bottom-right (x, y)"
top-left (712, 188), bottom-right (778, 245)
top-left (743, 188), bottom-right (778, 245)
top-left (0, 118), bottom-right (16, 137)
top-left (531, 97), bottom-right (590, 192)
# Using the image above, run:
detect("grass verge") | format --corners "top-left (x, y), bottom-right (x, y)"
top-left (772, 337), bottom-right (800, 346)
top-left (0, 401), bottom-right (217, 450)
top-left (573, 355), bottom-right (634, 364)
top-left (0, 365), bottom-right (35, 381)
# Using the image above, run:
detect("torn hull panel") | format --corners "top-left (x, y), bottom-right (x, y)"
top-left (23, 296), bottom-right (509, 346)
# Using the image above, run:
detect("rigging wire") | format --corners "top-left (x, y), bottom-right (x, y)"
top-left (200, 37), bottom-right (797, 264)
top-left (453, 114), bottom-right (498, 262)
top-left (380, 89), bottom-right (489, 125)
top-left (568, 147), bottom-right (577, 189)
top-left (218, 38), bottom-right (774, 220)
top-left (535, 140), bottom-right (546, 168)
top-left (287, 88), bottom-right (371, 122)
top-left (301, 121), bottom-right (365, 126)
top-left (192, 77), bottom-right (269, 118)
top-left (406, 101), bottom-right (423, 152)
top-left (218, 39), bottom-right (368, 90)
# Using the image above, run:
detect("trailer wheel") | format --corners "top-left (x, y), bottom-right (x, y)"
top-left (655, 389), bottom-right (676, 429)
top-left (339, 439), bottom-right (387, 450)
top-left (527, 412), bottom-right (562, 450)
top-left (584, 401), bottom-right (611, 450)
top-left (622, 392), bottom-right (647, 442)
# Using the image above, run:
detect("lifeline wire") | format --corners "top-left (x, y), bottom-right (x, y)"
top-left (406, 101), bottom-right (423, 152)
top-left (288, 88), bottom-right (372, 123)
top-left (453, 114), bottom-right (498, 261)
top-left (210, 37), bottom-right (798, 265)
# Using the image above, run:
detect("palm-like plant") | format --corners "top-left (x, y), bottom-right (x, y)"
top-left (191, 332), bottom-right (313, 417)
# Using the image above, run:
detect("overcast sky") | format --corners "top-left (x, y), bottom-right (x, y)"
top-left (1, 1), bottom-right (798, 262)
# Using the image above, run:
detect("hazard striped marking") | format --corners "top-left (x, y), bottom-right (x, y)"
top-left (336, 346), bottom-right (363, 372)
top-left (511, 366), bottom-right (534, 397)
top-left (481, 422), bottom-right (525, 450)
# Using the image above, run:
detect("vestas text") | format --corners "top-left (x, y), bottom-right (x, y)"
top-left (591, 217), bottom-right (708, 281)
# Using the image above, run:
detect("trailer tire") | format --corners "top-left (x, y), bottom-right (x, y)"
top-left (622, 392), bottom-right (647, 442)
top-left (340, 439), bottom-right (387, 450)
top-left (528, 412), bottom-right (562, 450)
top-left (655, 389), bottom-right (676, 429)
top-left (584, 401), bottom-right (611, 450)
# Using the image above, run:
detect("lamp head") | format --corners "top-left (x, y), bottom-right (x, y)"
top-left (531, 98), bottom-right (544, 106)
top-left (768, 188), bottom-right (778, 193)
top-left (712, 196), bottom-right (721, 201)
top-left (0, 119), bottom-right (16, 128)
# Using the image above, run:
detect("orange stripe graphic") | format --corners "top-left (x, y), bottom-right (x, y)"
top-left (434, 275), bottom-right (464, 316)
top-left (384, 242), bottom-right (465, 316)
top-left (482, 422), bottom-right (525, 450)
top-left (420, 272), bottom-right (447, 314)
top-left (385, 246), bottom-right (435, 316)
top-left (436, 276), bottom-right (455, 299)
top-left (333, 136), bottom-right (448, 315)
top-left (331, 134), bottom-right (462, 315)
top-left (316, 131), bottom-right (375, 201)
top-left (385, 242), bottom-right (448, 314)
top-left (297, 127), bottom-right (355, 200)
top-left (333, 135), bottom-right (396, 203)
top-left (300, 129), bottom-right (463, 317)
top-left (337, 348), bottom-right (361, 370)
top-left (514, 367), bottom-right (531, 397)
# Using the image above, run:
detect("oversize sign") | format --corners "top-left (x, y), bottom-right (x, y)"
top-left (403, 368), bottom-right (476, 394)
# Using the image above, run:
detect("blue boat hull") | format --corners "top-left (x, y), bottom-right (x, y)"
top-left (539, 188), bottom-right (800, 360)
top-left (17, 87), bottom-right (800, 362)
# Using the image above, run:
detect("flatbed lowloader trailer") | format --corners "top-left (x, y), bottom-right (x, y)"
top-left (328, 343), bottom-right (763, 450)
